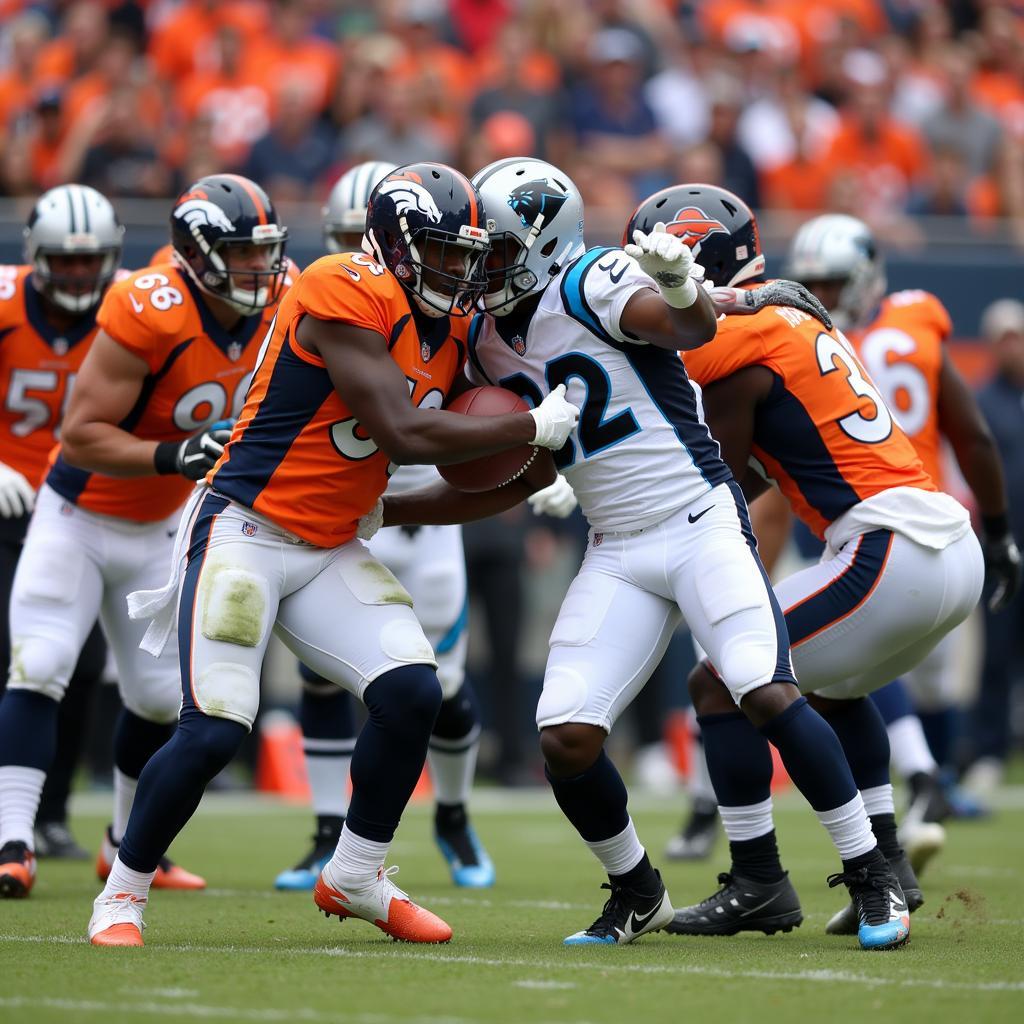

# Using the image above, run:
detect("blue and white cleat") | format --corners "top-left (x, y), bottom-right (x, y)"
top-left (275, 822), bottom-right (341, 891)
top-left (564, 869), bottom-right (673, 945)
top-left (827, 854), bottom-right (910, 951)
top-left (434, 824), bottom-right (496, 888)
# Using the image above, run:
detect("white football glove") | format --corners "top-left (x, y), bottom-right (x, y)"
top-left (527, 474), bottom-right (577, 518)
top-left (624, 222), bottom-right (704, 308)
top-left (357, 497), bottom-right (384, 541)
top-left (0, 461), bottom-right (35, 518)
top-left (529, 384), bottom-right (580, 449)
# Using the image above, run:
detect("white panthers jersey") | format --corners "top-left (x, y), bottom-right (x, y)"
top-left (466, 246), bottom-right (732, 532)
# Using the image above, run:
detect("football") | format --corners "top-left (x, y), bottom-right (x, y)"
top-left (438, 387), bottom-right (540, 492)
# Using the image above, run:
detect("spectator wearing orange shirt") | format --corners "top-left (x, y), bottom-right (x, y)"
top-left (0, 12), bottom-right (50, 134)
top-left (1, 91), bottom-right (65, 195)
top-left (32, 0), bottom-right (109, 88)
top-left (823, 50), bottom-right (928, 222)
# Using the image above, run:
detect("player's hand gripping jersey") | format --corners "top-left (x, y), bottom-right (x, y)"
top-left (683, 303), bottom-right (942, 541)
top-left (0, 265), bottom-right (97, 485)
top-left (466, 246), bottom-right (730, 533)
top-left (851, 289), bottom-right (951, 490)
top-left (209, 252), bottom-right (469, 547)
top-left (45, 262), bottom-right (285, 521)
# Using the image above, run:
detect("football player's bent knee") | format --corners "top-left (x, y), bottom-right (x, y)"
top-left (192, 662), bottom-right (261, 730)
top-left (688, 662), bottom-right (735, 715)
top-left (6, 636), bottom-right (78, 701)
top-left (177, 707), bottom-right (247, 778)
top-left (540, 723), bottom-right (605, 777)
top-left (535, 666), bottom-right (589, 729)
top-left (364, 665), bottom-right (442, 735)
top-left (714, 632), bottom-right (780, 701)
top-left (120, 681), bottom-right (181, 726)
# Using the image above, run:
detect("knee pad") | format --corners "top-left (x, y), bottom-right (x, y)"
top-left (120, 666), bottom-right (182, 725)
top-left (378, 617), bottom-right (436, 667)
top-left (714, 630), bottom-right (781, 702)
top-left (365, 665), bottom-right (442, 730)
top-left (535, 665), bottom-right (589, 729)
top-left (432, 682), bottom-right (480, 742)
top-left (7, 636), bottom-right (79, 702)
top-left (200, 566), bottom-right (270, 648)
top-left (191, 661), bottom-right (260, 730)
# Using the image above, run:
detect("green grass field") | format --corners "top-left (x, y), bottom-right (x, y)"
top-left (1, 787), bottom-right (1022, 1024)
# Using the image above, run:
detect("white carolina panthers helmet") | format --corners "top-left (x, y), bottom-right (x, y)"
top-left (24, 184), bottom-right (124, 314)
top-left (322, 161), bottom-right (397, 253)
top-left (471, 157), bottom-right (585, 315)
top-left (785, 213), bottom-right (886, 331)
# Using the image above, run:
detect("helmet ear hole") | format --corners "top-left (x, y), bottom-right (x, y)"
top-left (540, 237), bottom-right (558, 258)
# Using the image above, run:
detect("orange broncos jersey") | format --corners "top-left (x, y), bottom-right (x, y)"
top-left (683, 304), bottom-right (934, 539)
top-left (209, 252), bottom-right (469, 548)
top-left (851, 290), bottom-right (952, 490)
top-left (0, 265), bottom-right (97, 485)
top-left (45, 262), bottom-right (290, 522)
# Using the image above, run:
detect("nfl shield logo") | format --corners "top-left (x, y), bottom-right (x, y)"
top-left (593, 532), bottom-right (604, 547)
top-left (53, 337), bottom-right (69, 356)
top-left (421, 340), bottom-right (431, 362)
top-left (227, 341), bottom-right (242, 362)
top-left (241, 521), bottom-right (258, 537)
top-left (512, 334), bottom-right (526, 356)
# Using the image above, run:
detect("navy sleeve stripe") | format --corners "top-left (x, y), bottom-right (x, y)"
top-left (559, 247), bottom-right (620, 347)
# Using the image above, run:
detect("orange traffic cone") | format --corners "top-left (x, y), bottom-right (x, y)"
top-left (255, 711), bottom-right (310, 802)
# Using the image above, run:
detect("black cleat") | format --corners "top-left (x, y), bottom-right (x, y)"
top-left (666, 871), bottom-right (803, 936)
top-left (564, 868), bottom-right (674, 945)
top-left (34, 820), bottom-right (90, 860)
top-left (826, 849), bottom-right (922, 935)
top-left (827, 853), bottom-right (910, 951)
top-left (274, 818), bottom-right (343, 891)
top-left (665, 799), bottom-right (719, 861)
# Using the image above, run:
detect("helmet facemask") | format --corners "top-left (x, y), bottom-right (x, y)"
top-left (183, 225), bottom-right (288, 315)
top-left (33, 246), bottom-right (121, 313)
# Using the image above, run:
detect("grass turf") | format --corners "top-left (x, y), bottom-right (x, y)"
top-left (1, 788), bottom-right (1022, 1024)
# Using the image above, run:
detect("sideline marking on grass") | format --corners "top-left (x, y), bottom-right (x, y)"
top-left (4, 934), bottom-right (1023, 993)
top-left (514, 980), bottom-right (578, 990)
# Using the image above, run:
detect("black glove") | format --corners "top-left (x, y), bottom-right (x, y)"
top-left (155, 421), bottom-right (234, 481)
top-left (710, 279), bottom-right (834, 331)
top-left (982, 515), bottom-right (1022, 612)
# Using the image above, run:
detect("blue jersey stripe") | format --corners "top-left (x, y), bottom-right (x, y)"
top-left (211, 330), bottom-right (333, 509)
top-left (435, 597), bottom-right (469, 655)
top-left (559, 247), bottom-right (619, 346)
top-left (757, 374), bottom-right (862, 524)
top-left (620, 343), bottom-right (731, 487)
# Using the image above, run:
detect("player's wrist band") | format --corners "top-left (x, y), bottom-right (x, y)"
top-left (981, 513), bottom-right (1010, 540)
top-left (660, 277), bottom-right (699, 309)
top-left (154, 441), bottom-right (180, 476)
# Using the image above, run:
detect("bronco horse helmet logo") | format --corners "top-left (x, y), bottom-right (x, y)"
top-left (173, 191), bottom-right (236, 235)
top-left (508, 179), bottom-right (569, 229)
top-left (378, 178), bottom-right (442, 224)
top-left (664, 207), bottom-right (729, 250)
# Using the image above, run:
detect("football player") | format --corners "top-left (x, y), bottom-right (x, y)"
top-left (85, 162), bottom-right (579, 946)
top-left (378, 158), bottom-right (909, 951)
top-left (642, 187), bottom-right (983, 946)
top-left (0, 173), bottom-right (290, 901)
top-left (0, 186), bottom-right (115, 876)
top-left (276, 161), bottom-right (577, 892)
top-left (786, 213), bottom-right (1020, 859)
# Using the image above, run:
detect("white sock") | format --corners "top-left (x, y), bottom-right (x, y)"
top-left (861, 783), bottom-right (895, 818)
top-left (886, 715), bottom-right (938, 779)
top-left (816, 793), bottom-right (876, 860)
top-left (688, 735), bottom-right (718, 805)
top-left (584, 819), bottom-right (645, 877)
top-left (325, 823), bottom-right (390, 888)
top-left (111, 768), bottom-right (138, 844)
top-left (719, 798), bottom-right (774, 841)
top-left (101, 853), bottom-right (155, 901)
top-left (304, 740), bottom-right (354, 819)
top-left (0, 765), bottom-right (46, 849)
top-left (428, 725), bottom-right (480, 807)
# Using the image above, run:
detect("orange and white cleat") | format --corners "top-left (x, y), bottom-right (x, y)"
top-left (314, 864), bottom-right (452, 944)
top-left (96, 827), bottom-right (206, 890)
top-left (0, 841), bottom-right (36, 898)
top-left (89, 891), bottom-right (146, 947)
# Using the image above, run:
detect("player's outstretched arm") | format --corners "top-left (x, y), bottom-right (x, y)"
top-left (299, 314), bottom-right (578, 464)
top-left (61, 331), bottom-right (162, 477)
top-left (621, 223), bottom-right (717, 350)
top-left (937, 348), bottom-right (1021, 609)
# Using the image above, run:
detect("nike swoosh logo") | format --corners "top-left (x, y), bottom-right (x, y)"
top-left (626, 901), bottom-right (664, 934)
top-left (688, 505), bottom-right (714, 523)
top-left (737, 892), bottom-right (781, 917)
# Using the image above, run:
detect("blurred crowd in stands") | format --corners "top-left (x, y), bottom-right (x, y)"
top-left (3, 1), bottom-right (1024, 244)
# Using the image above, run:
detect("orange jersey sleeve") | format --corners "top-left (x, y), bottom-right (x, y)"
top-left (45, 265), bottom-right (278, 522)
top-left (852, 290), bottom-right (951, 489)
top-left (210, 253), bottom-right (467, 547)
top-left (0, 266), bottom-right (98, 485)
top-left (684, 305), bottom-right (933, 538)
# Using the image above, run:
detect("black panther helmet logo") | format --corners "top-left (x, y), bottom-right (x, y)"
top-left (507, 179), bottom-right (568, 229)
